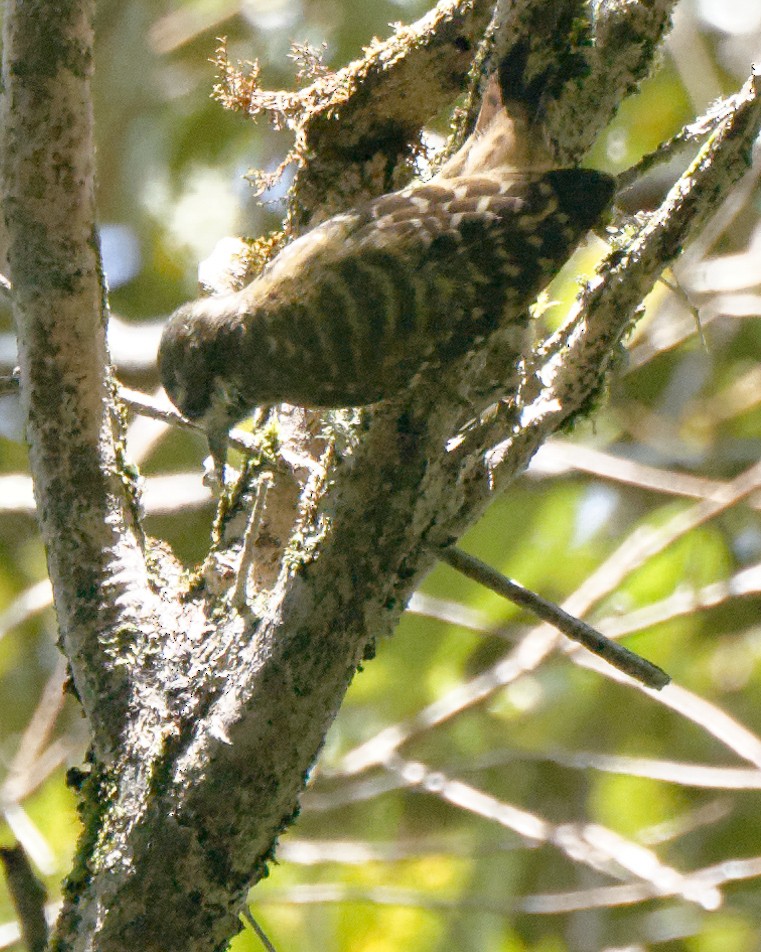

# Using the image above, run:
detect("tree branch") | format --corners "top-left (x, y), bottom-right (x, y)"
top-left (0, 0), bottom-right (172, 760)
top-left (13, 2), bottom-right (756, 951)
top-left (439, 546), bottom-right (670, 689)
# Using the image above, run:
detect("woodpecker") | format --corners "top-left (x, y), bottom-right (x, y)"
top-left (159, 77), bottom-right (615, 471)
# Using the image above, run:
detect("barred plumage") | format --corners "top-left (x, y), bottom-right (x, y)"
top-left (158, 81), bottom-right (615, 466)
top-left (160, 170), bottom-right (612, 416)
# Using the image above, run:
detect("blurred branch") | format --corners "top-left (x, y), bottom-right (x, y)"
top-left (2, 657), bottom-right (69, 807)
top-left (0, 580), bottom-right (53, 644)
top-left (560, 457), bottom-right (761, 622)
top-left (536, 749), bottom-right (761, 790)
top-left (384, 756), bottom-right (721, 908)
top-left (627, 291), bottom-right (761, 369)
top-left (277, 834), bottom-right (519, 864)
top-left (251, 854), bottom-right (761, 916)
top-left (532, 439), bottom-right (761, 506)
top-left (573, 651), bottom-right (761, 769)
top-left (0, 845), bottom-right (48, 952)
top-left (0, 472), bottom-right (213, 516)
top-left (149, 0), bottom-right (239, 55)
top-left (2, 804), bottom-right (58, 882)
top-left (596, 563), bottom-right (761, 641)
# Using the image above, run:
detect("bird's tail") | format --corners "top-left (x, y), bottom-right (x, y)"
top-left (436, 75), bottom-right (555, 181)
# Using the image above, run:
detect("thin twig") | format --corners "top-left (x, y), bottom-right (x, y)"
top-left (617, 90), bottom-right (742, 191)
top-left (334, 462), bottom-right (761, 775)
top-left (659, 274), bottom-right (707, 348)
top-left (117, 384), bottom-right (259, 455)
top-left (439, 547), bottom-right (670, 690)
top-left (241, 907), bottom-right (278, 952)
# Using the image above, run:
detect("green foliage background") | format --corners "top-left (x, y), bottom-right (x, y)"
top-left (2, 1), bottom-right (761, 950)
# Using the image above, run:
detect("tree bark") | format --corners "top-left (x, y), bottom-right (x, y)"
top-left (4, 1), bottom-right (759, 950)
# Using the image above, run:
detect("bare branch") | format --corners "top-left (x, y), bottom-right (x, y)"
top-left (440, 546), bottom-right (670, 688)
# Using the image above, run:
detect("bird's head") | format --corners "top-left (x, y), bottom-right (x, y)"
top-left (158, 298), bottom-right (246, 481)
top-left (158, 301), bottom-right (221, 422)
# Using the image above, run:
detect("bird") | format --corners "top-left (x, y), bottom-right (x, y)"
top-left (158, 75), bottom-right (616, 475)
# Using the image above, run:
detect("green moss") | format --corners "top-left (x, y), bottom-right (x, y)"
top-left (58, 758), bottom-right (116, 903)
